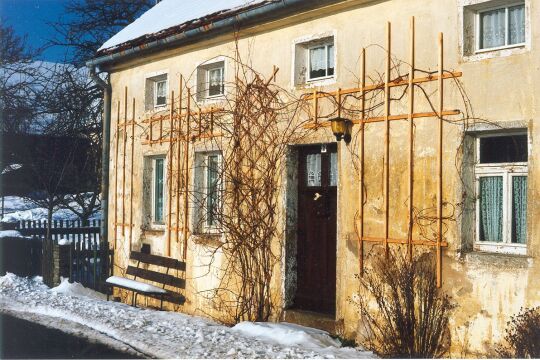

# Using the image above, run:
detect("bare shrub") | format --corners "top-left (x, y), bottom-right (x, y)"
top-left (498, 306), bottom-right (540, 358)
top-left (354, 249), bottom-right (455, 358)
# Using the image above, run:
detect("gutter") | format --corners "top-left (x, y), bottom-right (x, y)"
top-left (88, 66), bottom-right (112, 256)
top-left (86, 0), bottom-right (347, 69)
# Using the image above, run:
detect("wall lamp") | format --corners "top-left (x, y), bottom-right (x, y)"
top-left (329, 117), bottom-right (353, 144)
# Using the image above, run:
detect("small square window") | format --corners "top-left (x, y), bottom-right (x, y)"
top-left (145, 73), bottom-right (168, 110)
top-left (477, 3), bottom-right (525, 51)
top-left (196, 61), bottom-right (225, 101)
top-left (293, 35), bottom-right (335, 86)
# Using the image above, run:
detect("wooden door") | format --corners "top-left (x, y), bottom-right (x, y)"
top-left (295, 144), bottom-right (337, 315)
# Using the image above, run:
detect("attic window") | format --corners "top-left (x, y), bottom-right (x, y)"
top-left (145, 73), bottom-right (168, 110)
top-left (197, 61), bottom-right (225, 101)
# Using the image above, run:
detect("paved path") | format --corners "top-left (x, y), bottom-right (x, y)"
top-left (0, 313), bottom-right (144, 359)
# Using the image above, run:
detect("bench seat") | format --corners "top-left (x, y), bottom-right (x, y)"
top-left (106, 276), bottom-right (167, 294)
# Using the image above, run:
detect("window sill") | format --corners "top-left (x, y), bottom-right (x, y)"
top-left (463, 44), bottom-right (528, 62)
top-left (192, 232), bottom-right (223, 247)
top-left (473, 242), bottom-right (526, 256)
top-left (295, 76), bottom-right (336, 90)
top-left (463, 250), bottom-right (532, 269)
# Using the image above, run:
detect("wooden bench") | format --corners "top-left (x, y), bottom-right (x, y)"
top-left (105, 251), bottom-right (186, 310)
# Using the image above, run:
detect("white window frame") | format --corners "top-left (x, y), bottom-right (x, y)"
top-left (194, 152), bottom-right (223, 233)
top-left (475, 2), bottom-right (526, 53)
top-left (154, 79), bottom-right (168, 108)
top-left (306, 42), bottom-right (335, 82)
top-left (474, 133), bottom-right (527, 255)
top-left (152, 156), bottom-right (167, 224)
top-left (206, 66), bottom-right (224, 99)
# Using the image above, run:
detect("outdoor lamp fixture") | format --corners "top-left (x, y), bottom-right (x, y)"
top-left (329, 117), bottom-right (353, 144)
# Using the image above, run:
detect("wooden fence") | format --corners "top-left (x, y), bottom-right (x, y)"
top-left (16, 219), bottom-right (101, 244)
top-left (13, 219), bottom-right (112, 292)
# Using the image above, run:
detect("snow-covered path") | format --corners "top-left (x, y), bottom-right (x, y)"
top-left (0, 274), bottom-right (374, 359)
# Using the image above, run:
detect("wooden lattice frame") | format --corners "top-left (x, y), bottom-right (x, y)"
top-left (303, 18), bottom-right (462, 287)
top-left (112, 76), bottom-right (224, 260)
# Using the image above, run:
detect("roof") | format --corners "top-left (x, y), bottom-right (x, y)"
top-left (97, 0), bottom-right (272, 55)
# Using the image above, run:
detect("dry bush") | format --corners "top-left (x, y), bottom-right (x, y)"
top-left (355, 249), bottom-right (455, 358)
top-left (498, 306), bottom-right (540, 358)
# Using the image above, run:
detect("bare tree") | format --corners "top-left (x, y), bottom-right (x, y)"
top-left (49, 0), bottom-right (153, 66)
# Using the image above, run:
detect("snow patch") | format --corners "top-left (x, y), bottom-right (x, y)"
top-left (106, 276), bottom-right (167, 294)
top-left (0, 274), bottom-right (374, 359)
top-left (0, 230), bottom-right (25, 238)
top-left (51, 278), bottom-right (107, 301)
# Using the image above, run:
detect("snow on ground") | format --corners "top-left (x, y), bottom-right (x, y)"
top-left (1, 196), bottom-right (100, 223)
top-left (51, 277), bottom-right (107, 301)
top-left (0, 230), bottom-right (26, 238)
top-left (0, 273), bottom-right (374, 359)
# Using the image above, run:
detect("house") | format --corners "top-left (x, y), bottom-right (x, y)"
top-left (88, 0), bottom-right (539, 355)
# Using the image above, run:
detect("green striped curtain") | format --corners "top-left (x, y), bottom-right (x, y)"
top-left (512, 176), bottom-right (527, 244)
top-left (480, 176), bottom-right (503, 242)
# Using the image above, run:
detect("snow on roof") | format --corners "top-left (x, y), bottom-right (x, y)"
top-left (99, 0), bottom-right (268, 53)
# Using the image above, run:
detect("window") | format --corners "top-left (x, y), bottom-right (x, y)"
top-left (145, 73), bottom-right (168, 110)
top-left (155, 79), bottom-right (167, 107)
top-left (153, 157), bottom-right (166, 223)
top-left (475, 134), bottom-right (527, 254)
top-left (194, 152), bottom-right (222, 232)
top-left (293, 35), bottom-right (335, 86)
top-left (308, 43), bottom-right (334, 81)
top-left (477, 3), bottom-right (525, 51)
top-left (196, 61), bottom-right (225, 101)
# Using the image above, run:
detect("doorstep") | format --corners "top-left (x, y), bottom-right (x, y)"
top-left (282, 309), bottom-right (340, 335)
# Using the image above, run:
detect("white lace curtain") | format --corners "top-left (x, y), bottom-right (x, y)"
top-left (480, 4), bottom-right (525, 49)
top-left (481, 8), bottom-right (506, 48)
top-left (310, 47), bottom-right (326, 72)
top-left (509, 5), bottom-right (525, 45)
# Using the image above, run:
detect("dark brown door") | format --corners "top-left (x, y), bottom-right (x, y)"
top-left (295, 144), bottom-right (337, 315)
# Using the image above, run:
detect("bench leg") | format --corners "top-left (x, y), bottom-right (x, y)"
top-left (160, 295), bottom-right (164, 311)
top-left (131, 291), bottom-right (136, 307)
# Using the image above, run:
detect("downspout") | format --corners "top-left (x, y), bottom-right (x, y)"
top-left (89, 66), bottom-right (112, 265)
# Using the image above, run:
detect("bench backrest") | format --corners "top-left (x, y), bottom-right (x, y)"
top-left (127, 251), bottom-right (186, 289)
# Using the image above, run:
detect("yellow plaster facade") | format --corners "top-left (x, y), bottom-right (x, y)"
top-left (101, 0), bottom-right (540, 355)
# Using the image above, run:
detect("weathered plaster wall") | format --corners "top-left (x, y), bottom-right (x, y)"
top-left (105, 0), bottom-right (539, 355)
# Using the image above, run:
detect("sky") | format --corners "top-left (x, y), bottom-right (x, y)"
top-left (0, 0), bottom-right (75, 62)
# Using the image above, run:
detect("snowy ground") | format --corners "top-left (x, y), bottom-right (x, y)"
top-left (0, 274), bottom-right (374, 359)
top-left (1, 196), bottom-right (100, 223)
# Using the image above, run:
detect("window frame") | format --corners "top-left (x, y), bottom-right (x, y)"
top-left (152, 156), bottom-right (167, 225)
top-left (306, 42), bottom-right (335, 82)
top-left (475, 1), bottom-right (526, 53)
top-left (194, 151), bottom-right (223, 233)
top-left (153, 79), bottom-right (168, 108)
top-left (474, 133), bottom-right (527, 255)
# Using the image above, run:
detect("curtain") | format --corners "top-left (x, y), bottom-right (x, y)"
top-left (330, 152), bottom-right (337, 186)
top-left (306, 154), bottom-right (321, 187)
top-left (327, 44), bottom-right (335, 76)
top-left (480, 8), bottom-right (506, 48)
top-left (512, 176), bottom-right (527, 244)
top-left (480, 176), bottom-right (503, 242)
top-left (310, 47), bottom-right (325, 71)
top-left (509, 5), bottom-right (525, 45)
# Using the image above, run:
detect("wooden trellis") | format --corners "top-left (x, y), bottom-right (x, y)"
top-left (112, 79), bottom-right (223, 260)
top-left (304, 18), bottom-right (462, 287)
